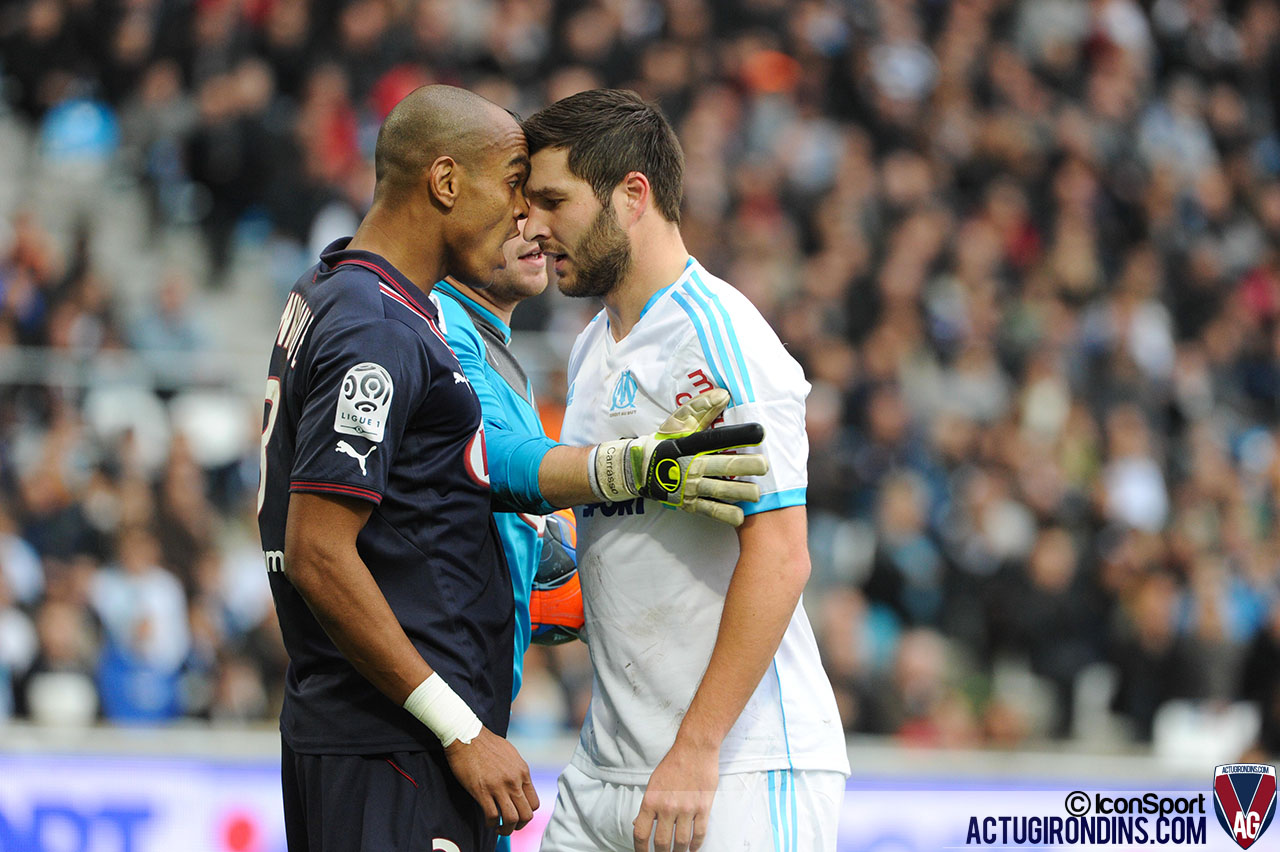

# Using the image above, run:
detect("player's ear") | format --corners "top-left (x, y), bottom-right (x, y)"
top-left (427, 156), bottom-right (459, 209)
top-left (616, 171), bottom-right (650, 226)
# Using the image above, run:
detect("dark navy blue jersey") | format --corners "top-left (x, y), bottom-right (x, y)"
top-left (257, 238), bottom-right (513, 756)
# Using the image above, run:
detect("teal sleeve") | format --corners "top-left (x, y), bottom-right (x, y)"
top-left (437, 297), bottom-right (560, 515)
top-left (487, 429), bottom-right (559, 515)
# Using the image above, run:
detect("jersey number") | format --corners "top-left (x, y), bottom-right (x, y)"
top-left (257, 377), bottom-right (282, 514)
top-left (433, 841), bottom-right (460, 852)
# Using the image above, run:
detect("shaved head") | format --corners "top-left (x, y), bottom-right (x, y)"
top-left (358, 84), bottom-right (529, 291)
top-left (373, 84), bottom-right (522, 205)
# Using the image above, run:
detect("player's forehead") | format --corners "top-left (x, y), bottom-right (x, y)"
top-left (475, 119), bottom-right (528, 174)
top-left (525, 147), bottom-right (589, 199)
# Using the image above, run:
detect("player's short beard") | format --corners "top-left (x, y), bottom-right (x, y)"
top-left (560, 204), bottom-right (632, 299)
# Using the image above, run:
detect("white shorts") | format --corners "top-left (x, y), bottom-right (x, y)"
top-left (539, 763), bottom-right (845, 852)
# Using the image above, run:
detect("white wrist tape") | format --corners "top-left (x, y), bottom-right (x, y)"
top-left (592, 439), bottom-right (634, 501)
top-left (403, 673), bottom-right (482, 748)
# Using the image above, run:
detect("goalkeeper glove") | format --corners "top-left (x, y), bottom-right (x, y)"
top-left (589, 388), bottom-right (769, 527)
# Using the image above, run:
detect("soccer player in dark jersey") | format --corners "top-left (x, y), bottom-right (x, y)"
top-left (258, 85), bottom-right (538, 851)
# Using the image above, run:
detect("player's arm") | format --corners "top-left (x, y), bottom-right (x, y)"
top-left (673, 506), bottom-right (810, 749)
top-left (436, 318), bottom-right (597, 514)
top-left (633, 506), bottom-right (809, 852)
top-left (532, 443), bottom-right (595, 505)
top-left (483, 399), bottom-right (766, 521)
top-left (284, 491), bottom-right (539, 834)
top-left (470, 390), bottom-right (767, 523)
top-left (440, 305), bottom-right (763, 520)
top-left (535, 390), bottom-right (767, 522)
top-left (285, 492), bottom-right (429, 698)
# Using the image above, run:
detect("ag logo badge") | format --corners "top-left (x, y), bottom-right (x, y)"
top-left (1214, 764), bottom-right (1276, 849)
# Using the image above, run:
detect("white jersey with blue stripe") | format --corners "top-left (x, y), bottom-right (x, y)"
top-left (560, 258), bottom-right (849, 784)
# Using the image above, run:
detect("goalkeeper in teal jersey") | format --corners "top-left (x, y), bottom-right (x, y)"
top-left (431, 222), bottom-right (565, 700)
top-left (432, 220), bottom-right (769, 847)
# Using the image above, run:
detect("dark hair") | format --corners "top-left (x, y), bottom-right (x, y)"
top-left (523, 89), bottom-right (684, 224)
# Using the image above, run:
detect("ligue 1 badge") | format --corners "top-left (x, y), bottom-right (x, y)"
top-left (1214, 764), bottom-right (1277, 849)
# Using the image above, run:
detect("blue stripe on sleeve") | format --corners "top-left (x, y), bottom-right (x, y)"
top-left (690, 272), bottom-right (755, 403)
top-left (671, 290), bottom-right (734, 405)
top-left (681, 283), bottom-right (743, 404)
top-left (739, 487), bottom-right (807, 516)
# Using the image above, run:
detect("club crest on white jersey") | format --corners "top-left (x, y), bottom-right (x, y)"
top-left (610, 369), bottom-right (638, 415)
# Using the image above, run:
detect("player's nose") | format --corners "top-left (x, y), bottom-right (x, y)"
top-left (523, 207), bottom-right (550, 244)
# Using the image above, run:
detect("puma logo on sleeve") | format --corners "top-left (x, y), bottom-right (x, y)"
top-left (335, 440), bottom-right (376, 476)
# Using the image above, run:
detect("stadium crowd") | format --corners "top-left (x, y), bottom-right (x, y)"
top-left (3, 0), bottom-right (1280, 756)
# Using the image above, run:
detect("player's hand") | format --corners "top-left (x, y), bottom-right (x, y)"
top-left (633, 741), bottom-right (719, 852)
top-left (593, 389), bottom-right (769, 527)
top-left (444, 726), bottom-right (539, 835)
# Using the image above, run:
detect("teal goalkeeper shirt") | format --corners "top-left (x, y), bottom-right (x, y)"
top-left (430, 282), bottom-right (560, 701)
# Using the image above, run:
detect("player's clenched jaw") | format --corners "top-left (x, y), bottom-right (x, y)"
top-left (560, 202), bottom-right (632, 298)
top-left (441, 121), bottom-right (530, 290)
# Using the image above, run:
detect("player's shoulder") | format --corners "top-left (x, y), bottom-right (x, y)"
top-left (305, 259), bottom-right (382, 315)
top-left (670, 262), bottom-right (772, 332)
top-left (659, 260), bottom-right (805, 404)
top-left (660, 262), bottom-right (789, 356)
top-left (293, 269), bottom-right (428, 364)
top-left (579, 307), bottom-right (609, 340)
top-left (304, 262), bottom-right (385, 322)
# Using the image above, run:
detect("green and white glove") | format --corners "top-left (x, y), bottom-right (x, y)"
top-left (589, 389), bottom-right (769, 527)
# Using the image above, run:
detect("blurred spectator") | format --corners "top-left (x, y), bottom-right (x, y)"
top-left (1110, 571), bottom-right (1190, 742)
top-left (990, 527), bottom-right (1101, 736)
top-left (90, 527), bottom-right (190, 721)
top-left (1242, 600), bottom-right (1280, 755)
top-left (864, 472), bottom-right (945, 627)
top-left (132, 269), bottom-right (208, 354)
top-left (0, 573), bottom-right (38, 718)
top-left (16, 600), bottom-right (99, 725)
top-left (90, 528), bottom-right (188, 668)
top-left (0, 503), bottom-right (43, 606)
top-left (1101, 405), bottom-right (1170, 532)
top-left (875, 628), bottom-right (980, 748)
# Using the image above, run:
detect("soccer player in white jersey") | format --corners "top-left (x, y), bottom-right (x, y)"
top-left (522, 89), bottom-right (850, 852)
